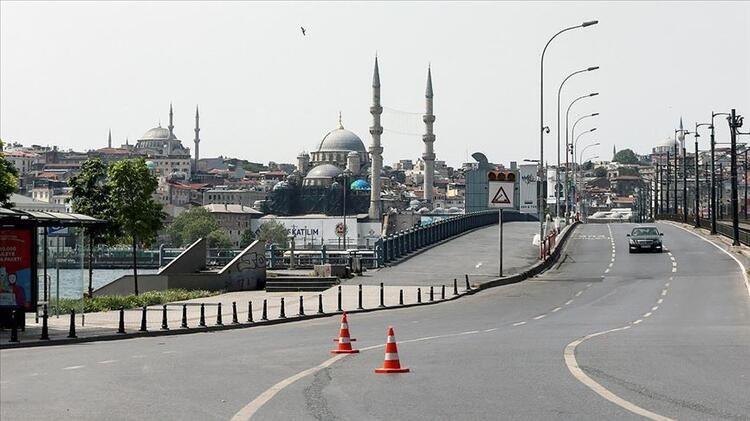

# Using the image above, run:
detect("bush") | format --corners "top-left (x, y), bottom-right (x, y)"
top-left (50, 289), bottom-right (220, 313)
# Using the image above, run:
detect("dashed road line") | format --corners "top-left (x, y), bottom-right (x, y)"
top-left (575, 291), bottom-right (583, 297)
top-left (651, 306), bottom-right (658, 311)
top-left (565, 299), bottom-right (574, 305)
top-left (533, 314), bottom-right (546, 320)
top-left (633, 319), bottom-right (643, 325)
top-left (97, 360), bottom-right (118, 364)
top-left (62, 365), bottom-right (85, 371)
top-left (657, 298), bottom-right (663, 304)
top-left (604, 268), bottom-right (610, 274)
top-left (661, 290), bottom-right (668, 296)
top-left (643, 312), bottom-right (652, 318)
top-left (552, 307), bottom-right (562, 313)
top-left (483, 328), bottom-right (498, 333)
top-left (512, 321), bottom-right (527, 326)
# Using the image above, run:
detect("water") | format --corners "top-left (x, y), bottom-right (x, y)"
top-left (38, 268), bottom-right (157, 299)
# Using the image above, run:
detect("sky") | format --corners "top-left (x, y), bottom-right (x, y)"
top-left (1, 1), bottom-right (748, 169)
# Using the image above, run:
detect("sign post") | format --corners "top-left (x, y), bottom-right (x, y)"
top-left (488, 179), bottom-right (515, 277)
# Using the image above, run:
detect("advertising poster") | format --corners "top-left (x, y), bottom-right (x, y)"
top-left (0, 228), bottom-right (34, 311)
top-left (519, 164), bottom-right (538, 214)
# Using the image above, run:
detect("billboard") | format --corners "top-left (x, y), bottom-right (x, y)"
top-left (253, 216), bottom-right (381, 247)
top-left (519, 164), bottom-right (538, 214)
top-left (0, 228), bottom-right (34, 311)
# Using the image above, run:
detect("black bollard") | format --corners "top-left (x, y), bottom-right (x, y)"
top-left (68, 309), bottom-right (77, 338)
top-left (430, 286), bottom-right (434, 302)
top-left (139, 306), bottom-right (148, 332)
top-left (247, 301), bottom-right (254, 323)
top-left (441, 285), bottom-right (445, 300)
top-left (399, 289), bottom-right (404, 306)
top-left (40, 304), bottom-right (50, 340)
top-left (379, 283), bottom-right (385, 308)
top-left (337, 285), bottom-right (342, 312)
top-left (9, 310), bottom-right (19, 343)
top-left (161, 305), bottom-right (169, 330)
top-left (298, 295), bottom-right (305, 316)
top-left (465, 274), bottom-right (471, 291)
top-left (357, 284), bottom-right (363, 310)
top-left (232, 302), bottom-right (239, 324)
top-left (261, 299), bottom-right (268, 321)
top-left (453, 278), bottom-right (458, 296)
top-left (216, 303), bottom-right (223, 325)
top-left (181, 304), bottom-right (188, 328)
top-left (317, 294), bottom-right (324, 314)
top-left (279, 297), bottom-right (286, 318)
top-left (417, 288), bottom-right (422, 303)
top-left (199, 303), bottom-right (206, 327)
top-left (117, 307), bottom-right (126, 334)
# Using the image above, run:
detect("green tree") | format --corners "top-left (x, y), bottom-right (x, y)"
top-left (612, 149), bottom-right (639, 165)
top-left (0, 140), bottom-right (19, 208)
top-left (255, 221), bottom-right (289, 246)
top-left (68, 158), bottom-right (118, 296)
top-left (239, 227), bottom-right (256, 247)
top-left (618, 167), bottom-right (640, 177)
top-left (167, 207), bottom-right (220, 247)
top-left (593, 167), bottom-right (608, 178)
top-left (581, 160), bottom-right (594, 171)
top-left (207, 229), bottom-right (232, 248)
top-left (107, 158), bottom-right (164, 295)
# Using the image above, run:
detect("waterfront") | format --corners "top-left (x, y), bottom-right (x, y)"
top-left (37, 268), bottom-right (157, 299)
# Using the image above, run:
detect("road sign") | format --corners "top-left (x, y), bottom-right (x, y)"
top-left (488, 181), bottom-right (515, 208)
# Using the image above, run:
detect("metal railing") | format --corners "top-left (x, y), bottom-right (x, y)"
top-left (656, 213), bottom-right (750, 246)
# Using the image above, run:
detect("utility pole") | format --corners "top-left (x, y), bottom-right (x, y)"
top-left (674, 141), bottom-right (679, 216)
top-left (695, 134), bottom-right (700, 227)
top-left (683, 142), bottom-right (688, 223)
top-left (666, 150), bottom-right (671, 214)
top-left (729, 109), bottom-right (741, 245)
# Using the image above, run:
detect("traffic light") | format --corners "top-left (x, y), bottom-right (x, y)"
top-left (487, 170), bottom-right (516, 182)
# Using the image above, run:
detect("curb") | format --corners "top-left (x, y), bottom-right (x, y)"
top-left (1, 223), bottom-right (579, 350)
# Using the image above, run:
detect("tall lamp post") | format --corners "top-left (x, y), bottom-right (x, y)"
top-left (695, 123), bottom-right (711, 227)
top-left (681, 129), bottom-right (693, 223)
top-left (578, 143), bottom-right (600, 215)
top-left (573, 127), bottom-right (597, 214)
top-left (710, 112), bottom-right (730, 234)
top-left (579, 153), bottom-right (599, 219)
top-left (727, 109), bottom-right (744, 246)
top-left (556, 67), bottom-right (598, 219)
top-left (539, 20), bottom-right (598, 247)
top-left (567, 106), bottom-right (599, 216)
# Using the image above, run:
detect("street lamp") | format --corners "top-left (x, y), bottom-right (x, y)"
top-left (710, 111), bottom-right (731, 234)
top-left (539, 19), bottom-right (598, 247)
top-left (578, 143), bottom-right (600, 216)
top-left (556, 67), bottom-right (599, 218)
top-left (727, 109), bottom-right (744, 245)
top-left (565, 94), bottom-right (599, 217)
top-left (694, 122), bottom-right (711, 227)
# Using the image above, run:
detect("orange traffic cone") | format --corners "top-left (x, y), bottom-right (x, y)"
top-left (374, 326), bottom-right (409, 373)
top-left (331, 312), bottom-right (359, 354)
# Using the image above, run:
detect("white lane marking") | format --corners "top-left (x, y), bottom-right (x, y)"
top-left (97, 360), bottom-right (118, 364)
top-left (565, 328), bottom-right (674, 421)
top-left (661, 290), bottom-right (668, 296)
top-left (668, 252), bottom-right (673, 256)
top-left (587, 283), bottom-right (593, 287)
top-left (533, 314), bottom-right (546, 320)
top-left (462, 330), bottom-right (480, 335)
top-left (483, 328), bottom-right (498, 333)
top-left (657, 298), bottom-right (663, 304)
top-left (671, 268), bottom-right (677, 273)
top-left (63, 365), bottom-right (85, 370)
top-left (672, 262), bottom-right (677, 267)
top-left (512, 321), bottom-right (526, 326)
top-left (612, 253), bottom-right (616, 258)
top-left (131, 355), bottom-right (146, 359)
top-left (552, 307), bottom-right (562, 313)
top-left (651, 306), bottom-right (659, 311)
top-left (565, 300), bottom-right (574, 305)
top-left (670, 256), bottom-right (675, 261)
top-left (643, 312), bottom-right (652, 318)
top-left (162, 351), bottom-right (177, 354)
top-left (669, 276), bottom-right (674, 281)
top-left (604, 268), bottom-right (610, 273)
top-left (575, 291), bottom-right (583, 297)
top-left (608, 263), bottom-right (614, 268)
top-left (633, 319), bottom-right (643, 325)
top-left (665, 282), bottom-right (670, 287)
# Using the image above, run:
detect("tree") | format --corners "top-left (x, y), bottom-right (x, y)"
top-left (107, 158), bottom-right (164, 295)
top-left (0, 140), bottom-right (19, 208)
top-left (255, 221), bottom-right (289, 246)
top-left (166, 207), bottom-right (220, 247)
top-left (581, 160), bottom-right (594, 171)
top-left (68, 158), bottom-right (117, 296)
top-left (618, 167), bottom-right (640, 177)
top-left (207, 229), bottom-right (232, 248)
top-left (612, 149), bottom-right (639, 165)
top-left (593, 167), bottom-right (608, 178)
top-left (239, 227), bottom-right (256, 248)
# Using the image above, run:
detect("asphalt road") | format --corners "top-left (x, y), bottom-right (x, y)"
top-left (1, 222), bottom-right (748, 420)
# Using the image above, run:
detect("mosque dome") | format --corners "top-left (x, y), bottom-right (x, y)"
top-left (141, 126), bottom-right (172, 140)
top-left (145, 160), bottom-right (156, 170)
top-left (305, 163), bottom-right (343, 179)
top-left (317, 128), bottom-right (366, 153)
top-left (350, 179), bottom-right (370, 190)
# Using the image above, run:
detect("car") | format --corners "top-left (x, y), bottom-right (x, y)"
top-left (627, 226), bottom-right (663, 253)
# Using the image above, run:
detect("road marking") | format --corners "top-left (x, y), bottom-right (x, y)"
top-left (162, 351), bottom-right (177, 354)
top-left (665, 282), bottom-right (670, 287)
top-left (587, 283), bottom-right (593, 287)
top-left (661, 290), bottom-right (667, 296)
top-left (63, 365), bottom-right (85, 370)
top-left (671, 262), bottom-right (677, 267)
top-left (565, 328), bottom-right (674, 421)
top-left (565, 299), bottom-right (574, 305)
top-left (575, 291), bottom-right (583, 297)
top-left (657, 298), bottom-right (663, 304)
top-left (552, 307), bottom-right (562, 313)
top-left (97, 360), bottom-right (118, 364)
top-left (533, 314), bottom-right (546, 320)
top-left (671, 268), bottom-right (677, 273)
top-left (668, 251), bottom-right (673, 256)
top-left (643, 312), bottom-right (652, 318)
top-left (483, 328), bottom-right (498, 333)
top-left (651, 306), bottom-right (658, 311)
top-left (462, 330), bottom-right (480, 335)
top-left (604, 268), bottom-right (610, 274)
top-left (608, 263), bottom-right (614, 268)
top-left (512, 321), bottom-right (526, 326)
top-left (670, 256), bottom-right (675, 261)
top-left (633, 319), bottom-right (643, 325)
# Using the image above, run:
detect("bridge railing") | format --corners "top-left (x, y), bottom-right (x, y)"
top-left (656, 214), bottom-right (750, 246)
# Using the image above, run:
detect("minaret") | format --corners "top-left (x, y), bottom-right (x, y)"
top-left (368, 56), bottom-right (384, 221)
top-left (108, 129), bottom-right (112, 149)
top-left (422, 66), bottom-right (436, 203)
top-left (194, 105), bottom-right (200, 173)
top-left (167, 103), bottom-right (174, 155)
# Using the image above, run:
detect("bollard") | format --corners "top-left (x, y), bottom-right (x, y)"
top-left (161, 305), bottom-right (169, 330)
top-left (261, 299), bottom-right (268, 321)
top-left (430, 286), bottom-right (434, 302)
top-left (68, 309), bottom-right (77, 338)
top-left (317, 294), bottom-right (324, 314)
top-left (9, 310), bottom-right (19, 343)
top-left (40, 304), bottom-right (50, 340)
top-left (298, 295), bottom-right (305, 316)
top-left (181, 304), bottom-right (188, 328)
top-left (357, 284), bottom-right (363, 310)
top-left (417, 288), bottom-right (422, 303)
top-left (465, 274), bottom-right (471, 291)
top-left (140, 306), bottom-right (148, 332)
top-left (279, 297), bottom-right (286, 319)
top-left (337, 285), bottom-right (343, 312)
top-left (117, 307), bottom-right (126, 334)
top-left (399, 289), bottom-right (404, 306)
top-left (247, 301), bottom-right (254, 323)
top-left (379, 282), bottom-right (385, 308)
top-left (441, 284), bottom-right (445, 300)
top-left (199, 303), bottom-right (206, 327)
top-left (216, 303), bottom-right (223, 326)
top-left (232, 301), bottom-right (239, 324)
top-left (453, 278), bottom-right (458, 296)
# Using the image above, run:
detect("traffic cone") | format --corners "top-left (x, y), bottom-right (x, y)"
top-left (374, 326), bottom-right (409, 373)
top-left (331, 312), bottom-right (359, 354)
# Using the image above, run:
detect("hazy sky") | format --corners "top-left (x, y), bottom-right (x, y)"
top-left (1, 1), bottom-right (748, 168)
